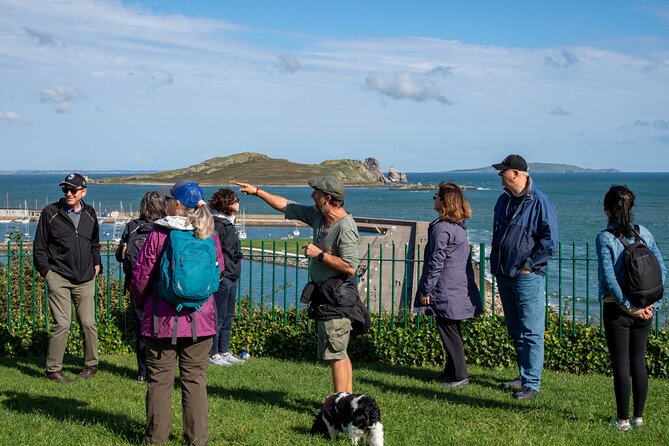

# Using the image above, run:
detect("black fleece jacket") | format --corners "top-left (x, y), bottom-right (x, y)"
top-left (33, 199), bottom-right (102, 284)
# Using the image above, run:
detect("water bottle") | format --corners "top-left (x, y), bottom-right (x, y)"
top-left (241, 349), bottom-right (250, 360)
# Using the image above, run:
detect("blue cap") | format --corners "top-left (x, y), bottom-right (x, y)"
top-left (161, 180), bottom-right (204, 209)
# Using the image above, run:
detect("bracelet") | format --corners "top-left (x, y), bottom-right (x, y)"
top-left (255, 187), bottom-right (261, 196)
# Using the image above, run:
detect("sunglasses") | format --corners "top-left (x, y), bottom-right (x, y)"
top-left (62, 187), bottom-right (83, 194)
top-left (432, 194), bottom-right (440, 200)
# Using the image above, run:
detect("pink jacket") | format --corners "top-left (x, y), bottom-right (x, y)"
top-left (130, 223), bottom-right (224, 339)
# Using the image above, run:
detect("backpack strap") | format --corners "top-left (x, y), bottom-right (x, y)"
top-left (153, 293), bottom-right (159, 337)
top-left (191, 315), bottom-right (197, 342)
top-left (172, 315), bottom-right (178, 345)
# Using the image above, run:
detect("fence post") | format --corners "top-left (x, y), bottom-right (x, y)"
top-left (271, 240), bottom-right (276, 322)
top-left (378, 244), bottom-right (383, 333)
top-left (391, 242), bottom-right (396, 330)
top-left (558, 242), bottom-right (563, 338)
top-left (585, 242), bottom-right (590, 327)
top-left (19, 239), bottom-right (25, 328)
top-left (260, 240), bottom-right (265, 322)
top-left (6, 241), bottom-right (11, 332)
top-left (479, 243), bottom-right (486, 313)
top-left (294, 240), bottom-right (300, 331)
top-left (572, 242), bottom-right (576, 337)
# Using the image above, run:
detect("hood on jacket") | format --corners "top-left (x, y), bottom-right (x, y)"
top-left (154, 215), bottom-right (194, 230)
top-left (212, 212), bottom-right (236, 224)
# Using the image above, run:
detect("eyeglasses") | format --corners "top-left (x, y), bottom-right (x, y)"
top-left (62, 187), bottom-right (83, 195)
top-left (432, 194), bottom-right (440, 200)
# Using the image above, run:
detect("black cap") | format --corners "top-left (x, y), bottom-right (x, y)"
top-left (308, 176), bottom-right (345, 201)
top-left (59, 173), bottom-right (87, 188)
top-left (492, 154), bottom-right (528, 172)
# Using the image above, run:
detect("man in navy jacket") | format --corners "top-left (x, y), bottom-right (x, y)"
top-left (490, 155), bottom-right (558, 399)
top-left (34, 173), bottom-right (102, 383)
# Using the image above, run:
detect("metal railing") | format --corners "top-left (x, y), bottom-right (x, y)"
top-left (1, 239), bottom-right (667, 337)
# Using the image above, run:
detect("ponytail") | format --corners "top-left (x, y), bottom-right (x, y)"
top-left (603, 185), bottom-right (635, 237)
top-left (185, 203), bottom-right (214, 239)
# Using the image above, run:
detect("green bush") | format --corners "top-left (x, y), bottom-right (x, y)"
top-left (1, 306), bottom-right (668, 379)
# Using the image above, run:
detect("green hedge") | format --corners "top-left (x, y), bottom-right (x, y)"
top-left (2, 310), bottom-right (668, 379)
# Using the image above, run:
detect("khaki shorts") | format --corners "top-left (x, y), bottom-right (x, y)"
top-left (317, 318), bottom-right (351, 360)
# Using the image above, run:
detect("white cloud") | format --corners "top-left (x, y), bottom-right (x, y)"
top-left (653, 120), bottom-right (669, 130)
top-left (545, 50), bottom-right (579, 67)
top-left (0, 111), bottom-right (21, 122)
top-left (363, 71), bottom-right (452, 105)
top-left (427, 66), bottom-right (453, 77)
top-left (23, 26), bottom-right (64, 48)
top-left (128, 65), bottom-right (174, 89)
top-left (277, 54), bottom-right (301, 74)
top-left (39, 84), bottom-right (85, 114)
top-left (632, 120), bottom-right (650, 127)
top-left (550, 107), bottom-right (572, 116)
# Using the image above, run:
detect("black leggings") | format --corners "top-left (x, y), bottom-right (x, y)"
top-left (603, 303), bottom-right (652, 420)
top-left (435, 316), bottom-right (468, 382)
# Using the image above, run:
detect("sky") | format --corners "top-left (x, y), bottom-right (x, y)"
top-left (1, 0), bottom-right (669, 172)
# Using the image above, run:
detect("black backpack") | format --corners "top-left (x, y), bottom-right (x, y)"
top-left (609, 225), bottom-right (664, 308)
top-left (122, 221), bottom-right (154, 275)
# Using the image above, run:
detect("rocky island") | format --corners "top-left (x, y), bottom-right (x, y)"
top-left (94, 152), bottom-right (408, 186)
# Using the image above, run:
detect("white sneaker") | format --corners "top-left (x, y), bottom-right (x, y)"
top-left (209, 355), bottom-right (232, 366)
top-left (221, 352), bottom-right (245, 365)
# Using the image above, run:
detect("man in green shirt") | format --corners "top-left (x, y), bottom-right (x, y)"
top-left (234, 176), bottom-right (359, 393)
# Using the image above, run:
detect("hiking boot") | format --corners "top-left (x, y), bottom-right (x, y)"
top-left (442, 378), bottom-right (469, 389)
top-left (501, 376), bottom-right (522, 390)
top-left (513, 387), bottom-right (539, 400)
top-left (222, 352), bottom-right (245, 365)
top-left (44, 370), bottom-right (74, 383)
top-left (78, 366), bottom-right (98, 379)
top-left (209, 355), bottom-right (232, 366)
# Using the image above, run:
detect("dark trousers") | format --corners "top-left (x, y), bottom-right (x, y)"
top-left (435, 316), bottom-right (468, 382)
top-left (133, 309), bottom-right (147, 378)
top-left (210, 277), bottom-right (237, 356)
top-left (144, 336), bottom-right (213, 446)
top-left (603, 303), bottom-right (652, 420)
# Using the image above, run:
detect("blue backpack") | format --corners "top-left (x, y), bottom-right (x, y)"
top-left (155, 229), bottom-right (220, 312)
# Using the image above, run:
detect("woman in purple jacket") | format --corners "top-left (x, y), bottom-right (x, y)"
top-left (131, 180), bottom-right (224, 446)
top-left (414, 182), bottom-right (482, 388)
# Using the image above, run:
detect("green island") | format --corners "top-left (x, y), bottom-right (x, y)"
top-left (241, 238), bottom-right (312, 255)
top-left (94, 152), bottom-right (392, 186)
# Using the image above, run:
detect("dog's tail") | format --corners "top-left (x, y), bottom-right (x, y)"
top-left (366, 421), bottom-right (384, 446)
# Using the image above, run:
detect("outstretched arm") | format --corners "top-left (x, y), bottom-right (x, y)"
top-left (233, 181), bottom-right (290, 213)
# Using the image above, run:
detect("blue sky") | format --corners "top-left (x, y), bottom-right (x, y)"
top-left (1, 0), bottom-right (669, 172)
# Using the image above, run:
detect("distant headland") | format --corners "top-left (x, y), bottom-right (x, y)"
top-left (450, 163), bottom-right (620, 173)
top-left (94, 152), bottom-right (408, 186)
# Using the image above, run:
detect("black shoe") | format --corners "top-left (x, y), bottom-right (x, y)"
top-left (513, 387), bottom-right (539, 400)
top-left (501, 376), bottom-right (522, 389)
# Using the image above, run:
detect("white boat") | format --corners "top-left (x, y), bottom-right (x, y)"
top-left (293, 223), bottom-right (300, 236)
top-left (237, 207), bottom-right (248, 240)
top-left (12, 218), bottom-right (29, 224)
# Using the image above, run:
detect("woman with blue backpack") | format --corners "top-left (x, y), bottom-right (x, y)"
top-left (596, 185), bottom-right (666, 431)
top-left (131, 180), bottom-right (224, 446)
top-left (115, 191), bottom-right (166, 383)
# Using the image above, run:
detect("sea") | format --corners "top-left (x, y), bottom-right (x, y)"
top-left (2, 172), bottom-right (668, 323)
top-left (2, 172), bottom-right (668, 250)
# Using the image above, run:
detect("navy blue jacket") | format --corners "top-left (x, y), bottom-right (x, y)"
top-left (490, 178), bottom-right (558, 277)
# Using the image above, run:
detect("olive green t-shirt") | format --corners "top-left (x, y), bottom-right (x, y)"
top-left (285, 204), bottom-right (360, 283)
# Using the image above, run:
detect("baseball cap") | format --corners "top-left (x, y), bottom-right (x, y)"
top-left (59, 173), bottom-right (87, 188)
top-left (308, 176), bottom-right (345, 201)
top-left (492, 154), bottom-right (528, 172)
top-left (160, 180), bottom-right (204, 209)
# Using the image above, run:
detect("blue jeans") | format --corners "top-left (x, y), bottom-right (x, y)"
top-left (210, 277), bottom-right (237, 356)
top-left (497, 273), bottom-right (546, 391)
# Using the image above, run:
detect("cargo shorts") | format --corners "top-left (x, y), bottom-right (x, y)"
top-left (317, 318), bottom-right (352, 360)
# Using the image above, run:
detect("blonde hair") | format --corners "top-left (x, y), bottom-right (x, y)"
top-left (437, 182), bottom-right (472, 222)
top-left (183, 204), bottom-right (214, 239)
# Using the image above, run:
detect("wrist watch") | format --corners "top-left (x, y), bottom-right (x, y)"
top-left (316, 251), bottom-right (325, 262)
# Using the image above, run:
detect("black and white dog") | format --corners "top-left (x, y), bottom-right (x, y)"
top-left (310, 392), bottom-right (384, 445)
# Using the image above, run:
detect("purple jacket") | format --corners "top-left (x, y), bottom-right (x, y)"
top-left (414, 219), bottom-right (482, 320)
top-left (130, 223), bottom-right (224, 339)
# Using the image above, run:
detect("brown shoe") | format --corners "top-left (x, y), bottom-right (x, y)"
top-left (78, 366), bottom-right (98, 379)
top-left (44, 370), bottom-right (74, 383)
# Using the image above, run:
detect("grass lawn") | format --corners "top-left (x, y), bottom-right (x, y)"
top-left (0, 355), bottom-right (667, 445)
